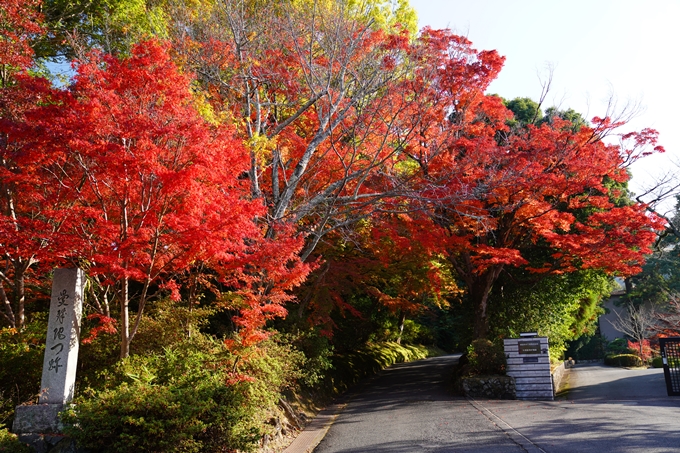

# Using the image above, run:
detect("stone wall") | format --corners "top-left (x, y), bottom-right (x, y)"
top-left (551, 362), bottom-right (567, 395)
top-left (461, 376), bottom-right (516, 399)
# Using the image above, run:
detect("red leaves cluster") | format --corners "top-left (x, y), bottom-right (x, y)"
top-left (420, 106), bottom-right (663, 280)
top-left (0, 0), bottom-right (43, 70)
top-left (627, 339), bottom-right (655, 361)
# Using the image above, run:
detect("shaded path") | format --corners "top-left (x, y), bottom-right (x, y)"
top-left (314, 355), bottom-right (525, 453)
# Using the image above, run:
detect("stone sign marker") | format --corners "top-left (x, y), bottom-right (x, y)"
top-left (13, 268), bottom-right (84, 440)
top-left (39, 268), bottom-right (84, 404)
top-left (504, 336), bottom-right (553, 400)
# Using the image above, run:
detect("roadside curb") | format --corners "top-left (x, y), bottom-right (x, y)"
top-left (282, 403), bottom-right (346, 453)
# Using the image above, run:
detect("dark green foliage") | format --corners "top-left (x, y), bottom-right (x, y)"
top-left (0, 428), bottom-right (31, 453)
top-left (76, 329), bottom-right (120, 393)
top-left (606, 338), bottom-right (636, 356)
top-left (279, 330), bottom-right (333, 388)
top-left (486, 270), bottom-right (611, 358)
top-left (541, 106), bottom-right (588, 131)
top-left (410, 305), bottom-right (463, 352)
top-left (565, 334), bottom-right (605, 361)
top-left (466, 339), bottom-right (506, 376)
top-left (36, 0), bottom-right (168, 60)
top-left (0, 316), bottom-right (47, 430)
top-left (652, 356), bottom-right (664, 368)
top-left (324, 342), bottom-right (434, 394)
top-left (604, 354), bottom-right (642, 367)
top-left (504, 97), bottom-right (543, 125)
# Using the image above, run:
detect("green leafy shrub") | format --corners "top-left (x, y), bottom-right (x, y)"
top-left (652, 356), bottom-right (664, 368)
top-left (466, 339), bottom-right (506, 376)
top-left (130, 302), bottom-right (216, 356)
top-left (62, 334), bottom-right (306, 453)
top-left (400, 319), bottom-right (435, 345)
top-left (0, 316), bottom-right (47, 430)
top-left (0, 428), bottom-right (31, 453)
top-left (604, 354), bottom-right (643, 367)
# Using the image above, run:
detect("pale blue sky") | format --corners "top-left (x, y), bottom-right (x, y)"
top-left (410, 0), bottom-right (680, 211)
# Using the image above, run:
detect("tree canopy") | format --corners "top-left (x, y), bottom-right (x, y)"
top-left (0, 0), bottom-right (666, 357)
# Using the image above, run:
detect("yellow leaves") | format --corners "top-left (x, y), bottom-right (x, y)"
top-left (246, 133), bottom-right (278, 167)
top-left (192, 90), bottom-right (230, 126)
top-left (393, 156), bottom-right (419, 176)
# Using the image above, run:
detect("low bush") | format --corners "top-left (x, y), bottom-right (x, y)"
top-left (652, 356), bottom-right (664, 368)
top-left (0, 316), bottom-right (47, 430)
top-left (604, 354), bottom-right (643, 367)
top-left (61, 334), bottom-right (307, 453)
top-left (0, 428), bottom-right (31, 453)
top-left (466, 339), bottom-right (506, 376)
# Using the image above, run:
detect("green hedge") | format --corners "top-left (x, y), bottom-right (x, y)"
top-left (652, 356), bottom-right (664, 368)
top-left (604, 354), bottom-right (643, 367)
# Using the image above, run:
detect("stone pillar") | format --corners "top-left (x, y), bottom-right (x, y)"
top-left (39, 268), bottom-right (84, 405)
top-left (504, 336), bottom-right (553, 400)
top-left (13, 268), bottom-right (85, 449)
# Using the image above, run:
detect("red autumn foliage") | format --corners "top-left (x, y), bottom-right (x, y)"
top-left (81, 313), bottom-right (118, 345)
top-left (7, 40), bottom-right (309, 355)
top-left (0, 0), bottom-right (43, 70)
top-left (409, 101), bottom-right (664, 338)
top-left (627, 339), bottom-right (655, 362)
top-left (328, 28), bottom-right (665, 340)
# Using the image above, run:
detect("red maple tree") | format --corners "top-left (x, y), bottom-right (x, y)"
top-left (411, 105), bottom-right (665, 338)
top-left (16, 40), bottom-right (309, 356)
top-left (0, 0), bottom-right (56, 330)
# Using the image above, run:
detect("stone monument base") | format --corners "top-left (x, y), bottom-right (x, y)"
top-left (13, 404), bottom-right (64, 434)
top-left (12, 404), bottom-right (80, 453)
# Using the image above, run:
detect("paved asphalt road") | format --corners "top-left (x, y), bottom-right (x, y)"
top-left (313, 356), bottom-right (680, 453)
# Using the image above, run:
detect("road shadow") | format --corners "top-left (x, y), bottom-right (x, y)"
top-left (337, 355), bottom-right (463, 415)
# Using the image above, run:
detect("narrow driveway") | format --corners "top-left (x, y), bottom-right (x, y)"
top-left (313, 359), bottom-right (680, 453)
top-left (314, 355), bottom-right (524, 453)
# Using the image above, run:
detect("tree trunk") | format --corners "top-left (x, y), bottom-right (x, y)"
top-left (15, 267), bottom-right (25, 330)
top-left (0, 278), bottom-right (16, 328)
top-left (120, 276), bottom-right (130, 359)
top-left (471, 286), bottom-right (491, 340)
top-left (396, 311), bottom-right (406, 344)
top-left (469, 266), bottom-right (504, 340)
